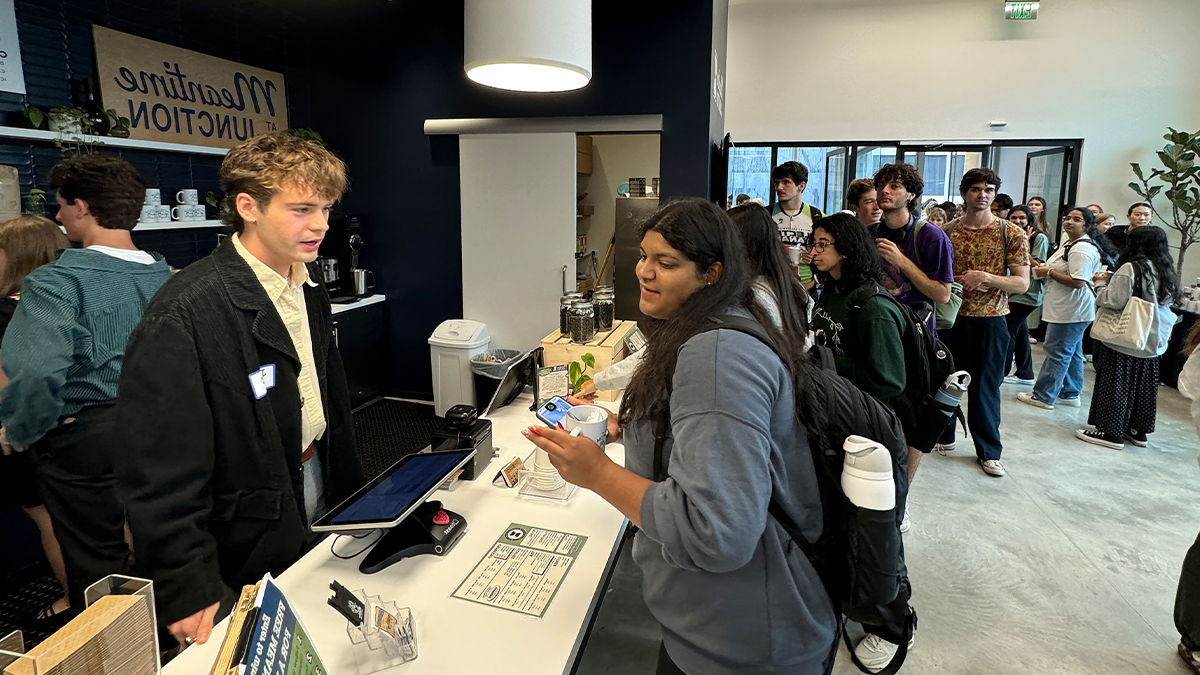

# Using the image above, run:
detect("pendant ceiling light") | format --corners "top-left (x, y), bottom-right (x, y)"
top-left (464, 0), bottom-right (592, 93)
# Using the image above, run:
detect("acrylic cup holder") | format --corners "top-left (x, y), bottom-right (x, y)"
top-left (346, 590), bottom-right (416, 673)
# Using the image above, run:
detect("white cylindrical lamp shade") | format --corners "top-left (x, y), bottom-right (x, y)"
top-left (464, 0), bottom-right (592, 93)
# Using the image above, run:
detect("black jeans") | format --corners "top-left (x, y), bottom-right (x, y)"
top-left (30, 406), bottom-right (130, 609)
top-left (1178, 529), bottom-right (1200, 650)
top-left (939, 316), bottom-right (1009, 461)
top-left (1004, 302), bottom-right (1038, 380)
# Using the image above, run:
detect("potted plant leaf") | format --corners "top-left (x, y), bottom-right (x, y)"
top-left (105, 109), bottom-right (131, 138)
top-left (47, 106), bottom-right (88, 135)
top-left (24, 188), bottom-right (46, 217)
top-left (1130, 126), bottom-right (1200, 276)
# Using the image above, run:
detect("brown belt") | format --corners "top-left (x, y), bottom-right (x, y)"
top-left (302, 443), bottom-right (315, 463)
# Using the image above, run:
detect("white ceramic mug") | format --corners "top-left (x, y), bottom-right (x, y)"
top-left (140, 204), bottom-right (170, 223)
top-left (563, 405), bottom-right (608, 450)
top-left (175, 189), bottom-right (198, 205)
top-left (171, 204), bottom-right (206, 222)
top-left (144, 189), bottom-right (161, 205)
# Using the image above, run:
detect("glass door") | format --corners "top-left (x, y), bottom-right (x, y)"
top-left (825, 148), bottom-right (847, 213)
top-left (727, 146), bottom-right (774, 205)
top-left (899, 146), bottom-right (988, 208)
top-left (1024, 147), bottom-right (1073, 245)
top-left (853, 146), bottom-right (896, 180)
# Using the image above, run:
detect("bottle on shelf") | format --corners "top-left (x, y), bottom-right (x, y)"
top-left (73, 78), bottom-right (110, 136)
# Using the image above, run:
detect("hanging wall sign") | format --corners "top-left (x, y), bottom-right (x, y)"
top-left (92, 25), bottom-right (288, 149)
top-left (0, 0), bottom-right (26, 95)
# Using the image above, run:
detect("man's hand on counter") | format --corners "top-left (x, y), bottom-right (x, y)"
top-left (169, 601), bottom-right (220, 647)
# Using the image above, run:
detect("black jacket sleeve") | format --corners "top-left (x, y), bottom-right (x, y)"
top-left (114, 315), bottom-right (228, 625)
top-left (322, 339), bottom-right (365, 504)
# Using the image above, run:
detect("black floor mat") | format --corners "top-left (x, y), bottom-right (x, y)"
top-left (0, 572), bottom-right (64, 648)
top-left (352, 398), bottom-right (440, 480)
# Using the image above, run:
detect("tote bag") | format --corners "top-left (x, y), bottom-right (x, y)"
top-left (1092, 264), bottom-right (1155, 355)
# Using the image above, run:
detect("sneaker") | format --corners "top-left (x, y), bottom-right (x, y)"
top-left (980, 459), bottom-right (1006, 477)
top-left (1003, 375), bottom-right (1035, 385)
top-left (933, 442), bottom-right (956, 455)
top-left (1029, 337), bottom-right (1038, 344)
top-left (854, 633), bottom-right (915, 673)
top-left (1125, 430), bottom-right (1149, 447)
top-left (1075, 428), bottom-right (1124, 450)
top-left (1179, 642), bottom-right (1200, 674)
top-left (1015, 392), bottom-right (1054, 410)
top-left (1057, 396), bottom-right (1082, 407)
top-left (900, 504), bottom-right (911, 533)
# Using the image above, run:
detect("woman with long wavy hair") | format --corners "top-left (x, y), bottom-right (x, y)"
top-left (1075, 226), bottom-right (1180, 449)
top-left (523, 198), bottom-right (839, 674)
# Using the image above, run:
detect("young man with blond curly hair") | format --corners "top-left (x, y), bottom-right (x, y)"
top-left (115, 133), bottom-right (364, 647)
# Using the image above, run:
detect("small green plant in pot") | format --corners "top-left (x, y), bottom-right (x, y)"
top-left (23, 107), bottom-right (45, 130)
top-left (105, 109), bottom-right (131, 138)
top-left (1130, 126), bottom-right (1200, 276)
top-left (24, 188), bottom-right (47, 216)
top-left (47, 106), bottom-right (88, 134)
top-left (569, 353), bottom-right (595, 395)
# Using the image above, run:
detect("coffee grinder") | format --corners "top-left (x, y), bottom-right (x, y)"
top-left (319, 214), bottom-right (365, 301)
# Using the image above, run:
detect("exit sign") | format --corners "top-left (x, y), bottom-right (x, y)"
top-left (1005, 2), bottom-right (1039, 19)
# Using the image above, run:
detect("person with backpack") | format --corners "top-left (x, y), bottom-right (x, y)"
top-left (1016, 207), bottom-right (1105, 411)
top-left (935, 168), bottom-right (1030, 477)
top-left (524, 198), bottom-right (838, 674)
top-left (1075, 226), bottom-right (1180, 449)
top-left (770, 161), bottom-right (824, 288)
top-left (1002, 204), bottom-right (1049, 386)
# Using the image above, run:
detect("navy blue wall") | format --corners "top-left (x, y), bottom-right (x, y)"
top-left (309, 2), bottom-right (723, 398)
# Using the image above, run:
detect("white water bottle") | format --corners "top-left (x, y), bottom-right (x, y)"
top-left (841, 435), bottom-right (895, 511)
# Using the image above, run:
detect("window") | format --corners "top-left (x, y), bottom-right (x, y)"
top-left (728, 146), bottom-right (773, 204)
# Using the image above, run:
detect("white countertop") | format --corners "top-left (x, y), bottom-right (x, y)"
top-left (162, 393), bottom-right (628, 675)
top-left (331, 294), bottom-right (387, 314)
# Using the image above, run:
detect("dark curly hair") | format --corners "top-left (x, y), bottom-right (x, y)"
top-left (1116, 225), bottom-right (1180, 304)
top-left (873, 163), bottom-right (924, 211)
top-left (48, 155), bottom-right (146, 231)
top-left (771, 160), bottom-right (809, 186)
top-left (993, 193), bottom-right (1014, 212)
top-left (959, 167), bottom-right (1001, 197)
top-left (812, 212), bottom-right (883, 290)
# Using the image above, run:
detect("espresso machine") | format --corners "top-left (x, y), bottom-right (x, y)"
top-left (318, 214), bottom-right (365, 301)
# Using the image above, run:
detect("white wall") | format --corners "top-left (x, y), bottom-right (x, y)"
top-left (579, 134), bottom-right (661, 286)
top-left (460, 133), bottom-right (576, 351)
top-left (726, 0), bottom-right (1200, 276)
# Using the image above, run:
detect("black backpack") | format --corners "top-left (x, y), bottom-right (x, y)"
top-left (846, 284), bottom-right (964, 452)
top-left (652, 315), bottom-right (916, 675)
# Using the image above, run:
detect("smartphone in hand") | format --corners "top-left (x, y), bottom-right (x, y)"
top-left (535, 396), bottom-right (574, 428)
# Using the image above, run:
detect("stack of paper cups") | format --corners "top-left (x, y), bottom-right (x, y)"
top-left (532, 448), bottom-right (564, 490)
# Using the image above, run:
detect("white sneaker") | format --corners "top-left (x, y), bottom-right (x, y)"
top-left (1057, 396), bottom-right (1082, 407)
top-left (854, 633), bottom-right (915, 673)
top-left (1029, 337), bottom-right (1038, 344)
top-left (980, 459), bottom-right (1006, 477)
top-left (1178, 642), bottom-right (1200, 674)
top-left (1003, 375), bottom-right (1035, 385)
top-left (900, 504), bottom-right (910, 533)
top-left (933, 442), bottom-right (955, 456)
top-left (1016, 391), bottom-right (1054, 410)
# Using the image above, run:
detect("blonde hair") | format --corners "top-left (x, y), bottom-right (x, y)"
top-left (1096, 212), bottom-right (1116, 226)
top-left (0, 215), bottom-right (69, 296)
top-left (218, 132), bottom-right (348, 233)
top-left (925, 206), bottom-right (947, 223)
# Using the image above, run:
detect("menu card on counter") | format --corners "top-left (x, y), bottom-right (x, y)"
top-left (210, 574), bottom-right (326, 675)
top-left (452, 523), bottom-right (588, 619)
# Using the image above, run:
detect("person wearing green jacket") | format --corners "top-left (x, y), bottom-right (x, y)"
top-left (810, 212), bottom-right (907, 406)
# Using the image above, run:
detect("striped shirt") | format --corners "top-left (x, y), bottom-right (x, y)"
top-left (0, 248), bottom-right (171, 448)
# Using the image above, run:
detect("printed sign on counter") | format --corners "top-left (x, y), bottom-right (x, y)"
top-left (92, 25), bottom-right (289, 149)
top-left (452, 523), bottom-right (588, 618)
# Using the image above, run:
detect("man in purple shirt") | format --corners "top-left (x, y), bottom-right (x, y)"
top-left (871, 163), bottom-right (955, 316)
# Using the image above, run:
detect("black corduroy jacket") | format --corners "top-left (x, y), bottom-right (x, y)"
top-left (114, 239), bottom-right (364, 625)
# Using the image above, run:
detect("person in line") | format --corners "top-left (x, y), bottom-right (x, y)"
top-left (1095, 212), bottom-right (1117, 233)
top-left (1087, 203), bottom-right (1104, 215)
top-left (524, 199), bottom-right (838, 675)
top-left (1076, 226), bottom-right (1180, 449)
top-left (1016, 207), bottom-right (1105, 411)
top-left (809, 212), bottom-right (916, 671)
top-left (1105, 202), bottom-right (1154, 252)
top-left (1002, 205), bottom-right (1049, 386)
top-left (0, 156), bottom-right (172, 613)
top-left (1174, 321), bottom-right (1200, 674)
top-left (770, 160), bottom-right (824, 287)
top-left (925, 206), bottom-right (948, 228)
top-left (990, 193), bottom-right (1014, 220)
top-left (114, 133), bottom-right (365, 647)
top-left (847, 178), bottom-right (882, 227)
top-left (939, 200), bottom-right (962, 222)
top-left (935, 168), bottom-right (1029, 477)
top-left (735, 193), bottom-right (751, 206)
top-left (0, 216), bottom-right (72, 619)
top-left (1027, 196), bottom-right (1050, 236)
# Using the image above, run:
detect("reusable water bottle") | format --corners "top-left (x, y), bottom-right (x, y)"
top-left (841, 435), bottom-right (895, 511)
top-left (933, 370), bottom-right (972, 411)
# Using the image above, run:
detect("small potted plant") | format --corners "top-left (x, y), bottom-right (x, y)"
top-left (105, 109), bottom-right (130, 138)
top-left (23, 107), bottom-right (45, 130)
top-left (47, 106), bottom-right (88, 134)
top-left (24, 188), bottom-right (47, 217)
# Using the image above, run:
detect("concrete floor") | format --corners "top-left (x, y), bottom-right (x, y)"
top-left (575, 345), bottom-right (1200, 674)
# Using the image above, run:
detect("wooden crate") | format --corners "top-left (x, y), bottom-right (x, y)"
top-left (540, 320), bottom-right (638, 402)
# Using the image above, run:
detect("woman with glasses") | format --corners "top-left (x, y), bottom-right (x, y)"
top-left (1016, 207), bottom-right (1106, 410)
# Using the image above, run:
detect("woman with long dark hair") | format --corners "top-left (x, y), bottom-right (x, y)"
top-left (1017, 207), bottom-right (1106, 410)
top-left (1075, 226), bottom-right (1181, 449)
top-left (1003, 205), bottom-right (1049, 385)
top-left (523, 199), bottom-right (838, 674)
top-left (727, 202), bottom-right (812, 330)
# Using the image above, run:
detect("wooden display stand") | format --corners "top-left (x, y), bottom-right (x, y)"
top-left (540, 320), bottom-right (638, 402)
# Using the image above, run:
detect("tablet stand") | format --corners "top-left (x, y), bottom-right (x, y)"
top-left (359, 500), bottom-right (468, 574)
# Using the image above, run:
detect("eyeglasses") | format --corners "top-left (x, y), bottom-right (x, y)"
top-left (811, 241), bottom-right (834, 252)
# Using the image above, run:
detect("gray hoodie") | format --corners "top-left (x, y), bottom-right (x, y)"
top-left (625, 319), bottom-right (837, 675)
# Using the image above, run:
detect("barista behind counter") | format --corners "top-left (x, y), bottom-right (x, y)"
top-left (114, 133), bottom-right (364, 647)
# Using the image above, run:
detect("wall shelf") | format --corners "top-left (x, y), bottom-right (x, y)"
top-left (136, 219), bottom-right (225, 232)
top-left (0, 126), bottom-right (230, 156)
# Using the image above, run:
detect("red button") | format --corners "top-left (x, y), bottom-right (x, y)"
top-left (433, 510), bottom-right (450, 526)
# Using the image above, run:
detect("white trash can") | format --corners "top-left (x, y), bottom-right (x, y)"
top-left (428, 319), bottom-right (490, 417)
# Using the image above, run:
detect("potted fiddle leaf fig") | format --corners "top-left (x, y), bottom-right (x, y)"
top-left (1130, 126), bottom-right (1200, 276)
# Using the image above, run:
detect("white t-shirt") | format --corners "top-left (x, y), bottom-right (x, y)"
top-left (1041, 235), bottom-right (1102, 324)
top-left (87, 245), bottom-right (156, 265)
top-left (770, 204), bottom-right (816, 246)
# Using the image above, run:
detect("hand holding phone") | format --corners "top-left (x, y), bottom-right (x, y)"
top-left (535, 396), bottom-right (574, 428)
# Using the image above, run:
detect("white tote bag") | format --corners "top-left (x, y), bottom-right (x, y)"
top-left (1092, 265), bottom-right (1156, 354)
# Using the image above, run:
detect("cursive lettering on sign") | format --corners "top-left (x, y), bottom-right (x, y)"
top-left (115, 62), bottom-right (278, 116)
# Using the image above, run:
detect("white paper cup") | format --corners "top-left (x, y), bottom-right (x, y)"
top-left (785, 245), bottom-right (802, 266)
top-left (564, 405), bottom-right (608, 450)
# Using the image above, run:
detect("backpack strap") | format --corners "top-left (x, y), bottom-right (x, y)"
top-left (1062, 239), bottom-right (1101, 295)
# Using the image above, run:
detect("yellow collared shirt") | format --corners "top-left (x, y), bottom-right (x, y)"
top-left (232, 234), bottom-right (327, 452)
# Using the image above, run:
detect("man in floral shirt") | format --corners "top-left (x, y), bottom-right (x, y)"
top-left (935, 168), bottom-right (1030, 477)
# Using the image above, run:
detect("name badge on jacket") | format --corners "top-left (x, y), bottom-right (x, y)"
top-left (249, 364), bottom-right (277, 399)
